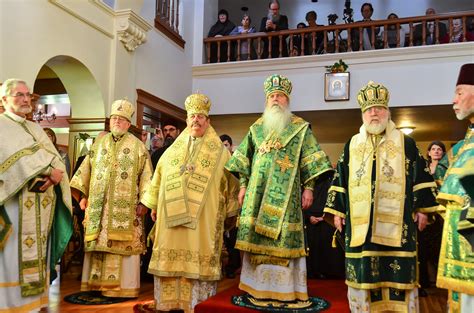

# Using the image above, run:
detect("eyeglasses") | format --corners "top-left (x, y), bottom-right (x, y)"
top-left (10, 92), bottom-right (32, 99)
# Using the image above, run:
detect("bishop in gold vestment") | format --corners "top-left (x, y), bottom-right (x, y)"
top-left (71, 99), bottom-right (153, 297)
top-left (141, 93), bottom-right (239, 313)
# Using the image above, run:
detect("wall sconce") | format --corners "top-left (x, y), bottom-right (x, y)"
top-left (398, 127), bottom-right (415, 135)
top-left (33, 104), bottom-right (56, 123)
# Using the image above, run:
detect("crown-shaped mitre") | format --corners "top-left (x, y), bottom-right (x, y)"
top-left (184, 93), bottom-right (211, 117)
top-left (357, 81), bottom-right (390, 112)
top-left (110, 99), bottom-right (135, 121)
top-left (264, 74), bottom-right (292, 99)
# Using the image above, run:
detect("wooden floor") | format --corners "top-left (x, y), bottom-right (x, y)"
top-left (46, 271), bottom-right (448, 312)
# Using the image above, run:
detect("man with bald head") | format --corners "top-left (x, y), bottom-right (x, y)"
top-left (436, 64), bottom-right (474, 312)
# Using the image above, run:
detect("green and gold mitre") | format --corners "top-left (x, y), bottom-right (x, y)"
top-left (264, 74), bottom-right (292, 99)
top-left (357, 81), bottom-right (390, 112)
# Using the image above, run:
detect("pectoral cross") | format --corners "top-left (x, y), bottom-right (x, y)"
top-left (276, 155), bottom-right (294, 173)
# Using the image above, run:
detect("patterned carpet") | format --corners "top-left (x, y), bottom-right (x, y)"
top-left (64, 291), bottom-right (131, 305)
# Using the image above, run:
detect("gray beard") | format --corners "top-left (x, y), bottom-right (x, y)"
top-left (262, 105), bottom-right (292, 136)
top-left (364, 119), bottom-right (388, 135)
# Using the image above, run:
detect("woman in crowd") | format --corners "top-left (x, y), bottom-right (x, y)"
top-left (230, 14), bottom-right (256, 60)
top-left (440, 18), bottom-right (474, 43)
top-left (427, 140), bottom-right (448, 187)
top-left (381, 13), bottom-right (406, 48)
top-left (418, 140), bottom-right (448, 296)
top-left (208, 9), bottom-right (236, 62)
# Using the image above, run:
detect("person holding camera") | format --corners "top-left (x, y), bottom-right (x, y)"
top-left (259, 0), bottom-right (288, 58)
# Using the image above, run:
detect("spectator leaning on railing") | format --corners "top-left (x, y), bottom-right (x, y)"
top-left (381, 13), bottom-right (406, 48)
top-left (230, 14), bottom-right (256, 60)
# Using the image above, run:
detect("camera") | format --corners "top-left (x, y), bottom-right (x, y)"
top-left (327, 14), bottom-right (338, 25)
top-left (343, 0), bottom-right (354, 23)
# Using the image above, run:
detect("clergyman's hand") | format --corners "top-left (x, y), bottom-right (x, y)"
top-left (49, 168), bottom-right (64, 185)
top-left (302, 189), bottom-right (313, 210)
top-left (136, 203), bottom-right (149, 217)
top-left (39, 177), bottom-right (53, 192)
top-left (334, 215), bottom-right (345, 232)
top-left (238, 187), bottom-right (247, 207)
top-left (79, 198), bottom-right (88, 211)
top-left (415, 212), bottom-right (428, 231)
top-left (151, 210), bottom-right (157, 222)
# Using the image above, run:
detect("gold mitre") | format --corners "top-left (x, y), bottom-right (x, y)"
top-left (184, 93), bottom-right (211, 117)
top-left (264, 74), bottom-right (292, 99)
top-left (111, 98), bottom-right (134, 121)
top-left (357, 81), bottom-right (390, 112)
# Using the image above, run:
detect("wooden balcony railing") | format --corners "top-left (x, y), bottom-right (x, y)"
top-left (203, 11), bottom-right (474, 63)
top-left (155, 0), bottom-right (185, 48)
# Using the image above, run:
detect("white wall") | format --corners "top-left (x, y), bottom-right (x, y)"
top-left (0, 1), bottom-right (112, 118)
top-left (192, 43), bottom-right (474, 115)
top-left (136, 0), bottom-right (195, 108)
top-left (217, 0), bottom-right (474, 30)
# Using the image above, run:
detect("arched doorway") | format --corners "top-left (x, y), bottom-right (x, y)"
top-left (33, 55), bottom-right (106, 173)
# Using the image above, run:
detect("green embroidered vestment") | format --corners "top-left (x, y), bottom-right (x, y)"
top-left (225, 115), bottom-right (332, 259)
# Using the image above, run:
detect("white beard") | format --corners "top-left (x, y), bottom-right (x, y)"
top-left (364, 118), bottom-right (389, 135)
top-left (262, 105), bottom-right (292, 135)
top-left (455, 107), bottom-right (474, 121)
top-left (111, 126), bottom-right (127, 137)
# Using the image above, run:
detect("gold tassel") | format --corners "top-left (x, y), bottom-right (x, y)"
top-left (332, 230), bottom-right (338, 248)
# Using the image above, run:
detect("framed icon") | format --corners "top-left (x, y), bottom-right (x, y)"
top-left (325, 72), bottom-right (350, 101)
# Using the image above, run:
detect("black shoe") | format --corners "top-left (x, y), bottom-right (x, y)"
top-left (419, 288), bottom-right (428, 297)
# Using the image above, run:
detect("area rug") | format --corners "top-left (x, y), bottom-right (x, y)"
top-left (231, 294), bottom-right (329, 312)
top-left (133, 300), bottom-right (155, 313)
top-left (194, 279), bottom-right (349, 313)
top-left (64, 291), bottom-right (130, 305)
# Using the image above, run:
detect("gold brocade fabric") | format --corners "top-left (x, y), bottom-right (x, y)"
top-left (142, 126), bottom-right (239, 281)
top-left (70, 132), bottom-right (153, 255)
top-left (348, 121), bottom-right (406, 248)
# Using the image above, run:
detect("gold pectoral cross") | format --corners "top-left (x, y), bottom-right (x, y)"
top-left (276, 155), bottom-right (294, 173)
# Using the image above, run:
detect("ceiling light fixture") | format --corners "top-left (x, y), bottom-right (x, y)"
top-left (398, 127), bottom-right (415, 135)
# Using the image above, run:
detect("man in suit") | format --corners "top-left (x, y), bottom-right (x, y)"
top-left (414, 8), bottom-right (447, 45)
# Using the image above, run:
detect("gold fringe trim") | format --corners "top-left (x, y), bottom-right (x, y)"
top-left (345, 250), bottom-right (416, 258)
top-left (102, 288), bottom-right (140, 298)
top-left (346, 280), bottom-right (416, 290)
top-left (239, 282), bottom-right (308, 302)
top-left (254, 224), bottom-right (279, 240)
top-left (249, 254), bottom-right (290, 267)
top-left (436, 276), bottom-right (474, 295)
top-left (235, 240), bottom-right (306, 259)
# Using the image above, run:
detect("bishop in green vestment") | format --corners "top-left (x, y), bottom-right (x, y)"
top-left (226, 74), bottom-right (333, 302)
top-left (436, 63), bottom-right (474, 313)
top-left (324, 81), bottom-right (438, 312)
